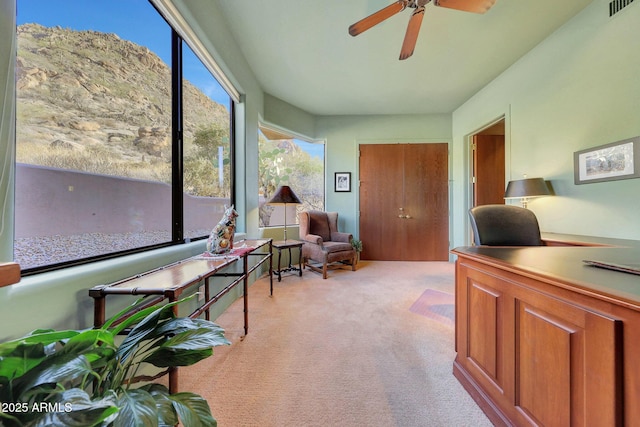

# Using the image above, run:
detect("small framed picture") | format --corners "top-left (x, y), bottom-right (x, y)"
top-left (574, 136), bottom-right (640, 184)
top-left (335, 172), bottom-right (351, 192)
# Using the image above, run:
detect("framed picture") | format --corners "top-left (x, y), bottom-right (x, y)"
top-left (574, 137), bottom-right (640, 185)
top-left (335, 172), bottom-right (351, 192)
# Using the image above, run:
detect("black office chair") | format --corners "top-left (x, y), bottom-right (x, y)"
top-left (468, 204), bottom-right (543, 246)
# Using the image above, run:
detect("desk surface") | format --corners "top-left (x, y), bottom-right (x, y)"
top-left (541, 232), bottom-right (640, 248)
top-left (452, 244), bottom-right (640, 310)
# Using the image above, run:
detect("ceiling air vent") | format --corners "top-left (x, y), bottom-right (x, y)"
top-left (610, 0), bottom-right (634, 16)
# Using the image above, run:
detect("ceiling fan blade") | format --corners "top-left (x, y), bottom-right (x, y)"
top-left (349, 0), bottom-right (408, 37)
top-left (399, 6), bottom-right (425, 60)
top-left (433, 0), bottom-right (496, 14)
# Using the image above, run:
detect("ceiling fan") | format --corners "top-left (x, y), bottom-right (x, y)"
top-left (348, 0), bottom-right (497, 60)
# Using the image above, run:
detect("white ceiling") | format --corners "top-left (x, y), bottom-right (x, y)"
top-left (213, 0), bottom-right (594, 116)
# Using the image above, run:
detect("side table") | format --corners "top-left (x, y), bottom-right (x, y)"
top-left (271, 240), bottom-right (303, 290)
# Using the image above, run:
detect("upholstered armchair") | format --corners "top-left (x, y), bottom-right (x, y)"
top-left (298, 210), bottom-right (357, 279)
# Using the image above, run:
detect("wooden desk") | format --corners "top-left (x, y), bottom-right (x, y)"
top-left (451, 244), bottom-right (640, 426)
top-left (541, 232), bottom-right (640, 248)
top-left (89, 238), bottom-right (272, 392)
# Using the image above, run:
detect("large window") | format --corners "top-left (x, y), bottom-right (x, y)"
top-left (15, 1), bottom-right (233, 273)
top-left (258, 125), bottom-right (324, 229)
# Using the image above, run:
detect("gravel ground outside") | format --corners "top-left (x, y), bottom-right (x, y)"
top-left (15, 229), bottom-right (209, 270)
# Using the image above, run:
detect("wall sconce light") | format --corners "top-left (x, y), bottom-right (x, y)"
top-left (504, 177), bottom-right (551, 209)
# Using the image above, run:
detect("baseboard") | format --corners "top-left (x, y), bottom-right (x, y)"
top-left (452, 358), bottom-right (511, 427)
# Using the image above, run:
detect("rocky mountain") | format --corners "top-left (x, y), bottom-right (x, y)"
top-left (16, 23), bottom-right (229, 172)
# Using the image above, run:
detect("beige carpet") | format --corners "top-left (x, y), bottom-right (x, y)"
top-left (180, 261), bottom-right (492, 427)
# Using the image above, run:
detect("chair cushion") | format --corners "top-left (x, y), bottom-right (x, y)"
top-left (323, 241), bottom-right (353, 253)
top-left (309, 211), bottom-right (331, 242)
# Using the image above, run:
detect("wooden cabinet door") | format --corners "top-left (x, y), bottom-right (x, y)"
top-left (359, 144), bottom-right (404, 261)
top-left (359, 143), bottom-right (449, 261)
top-left (455, 260), bottom-right (622, 426)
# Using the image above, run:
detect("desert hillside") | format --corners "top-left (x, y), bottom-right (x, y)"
top-left (16, 23), bottom-right (229, 180)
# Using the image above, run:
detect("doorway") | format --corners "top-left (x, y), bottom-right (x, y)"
top-left (471, 119), bottom-right (506, 207)
top-left (359, 143), bottom-right (449, 261)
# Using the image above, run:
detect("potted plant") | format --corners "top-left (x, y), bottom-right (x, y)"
top-left (351, 239), bottom-right (363, 264)
top-left (0, 295), bottom-right (229, 427)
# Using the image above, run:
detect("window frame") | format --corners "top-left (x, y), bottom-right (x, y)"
top-left (15, 2), bottom-right (236, 276)
top-left (258, 123), bottom-right (325, 229)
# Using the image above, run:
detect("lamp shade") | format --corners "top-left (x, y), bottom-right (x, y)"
top-left (504, 177), bottom-right (550, 199)
top-left (268, 185), bottom-right (302, 205)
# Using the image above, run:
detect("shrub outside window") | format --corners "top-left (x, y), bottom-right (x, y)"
top-left (258, 126), bottom-right (324, 229)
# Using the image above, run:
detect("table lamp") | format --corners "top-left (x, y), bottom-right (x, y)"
top-left (504, 177), bottom-right (551, 208)
top-left (267, 185), bottom-right (302, 241)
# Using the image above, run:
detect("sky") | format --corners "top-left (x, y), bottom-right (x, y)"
top-left (17, 0), bottom-right (324, 159)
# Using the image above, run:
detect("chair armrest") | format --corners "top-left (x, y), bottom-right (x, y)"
top-left (331, 232), bottom-right (352, 243)
top-left (303, 234), bottom-right (324, 245)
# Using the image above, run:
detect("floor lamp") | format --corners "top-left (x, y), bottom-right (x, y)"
top-left (268, 185), bottom-right (302, 241)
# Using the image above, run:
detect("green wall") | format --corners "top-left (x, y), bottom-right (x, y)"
top-left (2, 0), bottom-right (640, 340)
top-left (451, 0), bottom-right (640, 246)
top-left (316, 114), bottom-right (453, 238)
top-left (0, 0), bottom-right (15, 262)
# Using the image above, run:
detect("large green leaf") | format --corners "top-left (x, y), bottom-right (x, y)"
top-left (0, 330), bottom-right (80, 357)
top-left (169, 392), bottom-right (217, 427)
top-left (161, 328), bottom-right (230, 351)
top-left (115, 304), bottom-right (178, 363)
top-left (32, 389), bottom-right (119, 427)
top-left (0, 330), bottom-right (93, 382)
top-left (0, 343), bottom-right (47, 381)
top-left (142, 347), bottom-right (213, 368)
top-left (142, 383), bottom-right (179, 426)
top-left (59, 329), bottom-right (115, 356)
top-left (151, 317), bottom-right (226, 339)
top-left (113, 296), bottom-right (197, 362)
top-left (113, 388), bottom-right (159, 427)
top-left (14, 353), bottom-right (92, 396)
top-left (108, 294), bottom-right (196, 337)
top-left (101, 296), bottom-right (148, 330)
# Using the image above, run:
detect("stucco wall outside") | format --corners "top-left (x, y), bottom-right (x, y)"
top-left (15, 163), bottom-right (228, 238)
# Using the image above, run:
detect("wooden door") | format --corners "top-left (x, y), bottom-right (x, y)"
top-left (359, 143), bottom-right (449, 261)
top-left (472, 134), bottom-right (505, 206)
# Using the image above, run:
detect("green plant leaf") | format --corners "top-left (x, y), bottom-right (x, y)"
top-left (0, 343), bottom-right (47, 380)
top-left (142, 347), bottom-right (213, 368)
top-left (114, 296), bottom-right (199, 362)
top-left (161, 327), bottom-right (230, 351)
top-left (0, 329), bottom-right (80, 357)
top-left (142, 383), bottom-right (179, 426)
top-left (101, 296), bottom-right (148, 329)
top-left (170, 392), bottom-right (217, 427)
top-left (115, 304), bottom-right (178, 363)
top-left (14, 353), bottom-right (92, 397)
top-left (150, 318), bottom-right (230, 347)
top-left (113, 388), bottom-right (159, 427)
top-left (32, 388), bottom-right (119, 427)
top-left (58, 329), bottom-right (115, 360)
